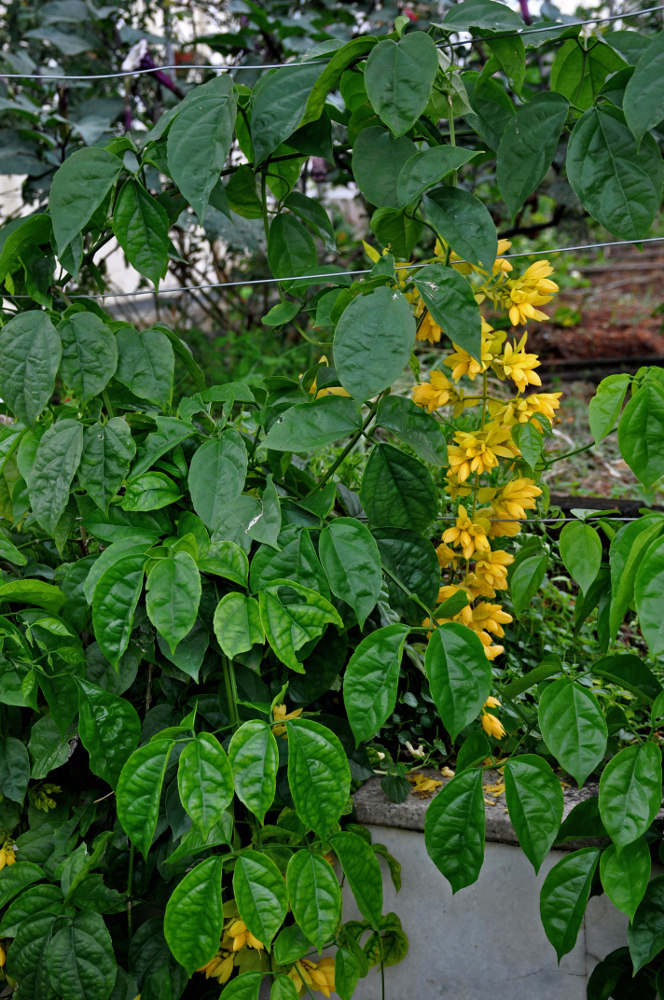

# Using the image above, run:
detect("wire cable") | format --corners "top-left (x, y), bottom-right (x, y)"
top-left (1, 5), bottom-right (663, 81)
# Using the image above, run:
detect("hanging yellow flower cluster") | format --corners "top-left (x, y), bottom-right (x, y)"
top-left (409, 244), bottom-right (562, 708)
top-left (196, 909), bottom-right (265, 986)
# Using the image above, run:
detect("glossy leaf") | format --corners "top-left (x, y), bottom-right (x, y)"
top-left (352, 127), bottom-right (416, 208)
top-left (83, 537), bottom-right (154, 605)
top-left (58, 312), bottom-right (118, 402)
top-left (115, 327), bottom-right (174, 408)
top-left (364, 33), bottom-right (438, 136)
top-left (618, 382), bottom-right (664, 488)
top-left (538, 679), bottom-right (607, 787)
top-left (49, 147), bottom-right (122, 255)
top-left (566, 105), bottom-right (663, 240)
top-left (78, 418), bottom-right (136, 513)
top-left (251, 63), bottom-right (324, 164)
top-left (146, 551), bottom-right (201, 653)
top-left (199, 540), bottom-right (249, 587)
top-left (599, 742), bottom-right (662, 851)
top-left (425, 623), bottom-right (491, 743)
top-left (121, 471), bottom-right (181, 511)
top-left (271, 975), bottom-right (300, 1000)
top-left (424, 769), bottom-right (484, 893)
top-left (343, 624), bottom-right (410, 745)
top-left (374, 394), bottom-right (447, 465)
top-left (334, 286), bottom-right (415, 402)
top-left (635, 536), bottom-right (664, 653)
top-left (76, 678), bottom-right (141, 788)
top-left (0, 861), bottom-right (46, 909)
top-left (220, 970), bottom-right (263, 1000)
top-left (28, 420), bottom-right (84, 534)
top-left (228, 720), bottom-right (279, 824)
top-left (589, 374), bottom-right (631, 445)
top-left (0, 311), bottom-right (61, 425)
top-left (259, 580), bottom-right (342, 673)
top-left (413, 263), bottom-right (483, 360)
top-left (117, 739), bottom-right (174, 858)
top-left (397, 146), bottom-right (479, 208)
top-left (287, 718), bottom-right (351, 838)
top-left (497, 92), bottom-right (569, 218)
top-left (423, 186), bottom-right (497, 272)
top-left (268, 213), bottom-right (317, 278)
top-left (234, 850), bottom-right (288, 949)
top-left (263, 395), bottom-right (362, 452)
top-left (624, 29), bottom-right (664, 144)
top-left (329, 831), bottom-right (383, 928)
top-left (188, 431), bottom-right (247, 531)
top-left (163, 856), bottom-right (224, 975)
top-left (319, 518), bottom-right (381, 627)
top-left (213, 593), bottom-right (264, 659)
top-left (91, 550), bottom-right (146, 667)
top-left (0, 882), bottom-right (63, 937)
top-left (46, 910), bottom-right (116, 1000)
top-left (0, 579), bottom-right (65, 613)
top-left (540, 849), bottom-right (600, 960)
top-left (287, 850), bottom-right (341, 950)
top-left (113, 179), bottom-right (170, 286)
top-left (373, 527), bottom-right (440, 620)
top-left (558, 521), bottom-right (602, 595)
top-left (177, 732), bottom-right (233, 836)
top-left (504, 755), bottom-right (564, 873)
top-left (360, 443), bottom-right (437, 532)
top-left (609, 517), bottom-right (664, 640)
top-left (0, 735), bottom-right (29, 803)
top-left (628, 876), bottom-right (664, 972)
top-left (273, 924), bottom-right (312, 966)
top-left (249, 531), bottom-right (327, 595)
top-left (600, 837), bottom-right (651, 921)
top-left (130, 416), bottom-right (195, 479)
top-left (551, 39), bottom-right (624, 111)
top-left (167, 75), bottom-right (236, 221)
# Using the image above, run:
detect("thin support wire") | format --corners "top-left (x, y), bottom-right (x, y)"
top-left (1, 5), bottom-right (663, 81)
top-left (3, 235), bottom-right (664, 302)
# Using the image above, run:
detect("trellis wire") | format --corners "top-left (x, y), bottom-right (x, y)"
top-left (3, 235), bottom-right (664, 302)
top-left (1, 5), bottom-right (663, 81)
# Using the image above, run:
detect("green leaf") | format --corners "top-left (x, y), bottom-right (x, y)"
top-left (334, 286), bottom-right (414, 402)
top-left (486, 34), bottom-right (525, 92)
top-left (618, 382), bottom-right (664, 488)
top-left (396, 146), bottom-right (479, 208)
top-left (335, 948), bottom-right (362, 1000)
top-left (635, 536), bottom-right (664, 654)
top-left (213, 592), bottom-right (264, 659)
top-left (463, 72), bottom-right (515, 151)
top-left (220, 970), bottom-right (263, 1000)
top-left (46, 911), bottom-right (116, 1000)
top-left (319, 518), bottom-right (382, 627)
top-left (234, 850), bottom-right (288, 949)
top-left (0, 736), bottom-right (30, 803)
top-left (188, 431), bottom-right (247, 531)
top-left (49, 147), bottom-right (122, 255)
top-left (508, 542), bottom-right (548, 616)
top-left (370, 207), bottom-right (423, 259)
top-left (131, 416), bottom-right (195, 479)
top-left (0, 882), bottom-right (63, 937)
top-left (177, 732), bottom-right (233, 838)
top-left (284, 191), bottom-right (336, 251)
top-left (0, 579), bottom-right (65, 613)
top-left (343, 624), bottom-right (410, 745)
top-left (373, 527), bottom-right (440, 620)
top-left (76, 678), bottom-right (141, 788)
top-left (199, 540), bottom-right (249, 587)
top-left (263, 395), bottom-right (362, 452)
top-left (540, 849), bottom-right (600, 960)
top-left (28, 419), bottom-right (83, 534)
top-left (504, 755), bottom-right (564, 873)
top-left (593, 653), bottom-right (663, 704)
top-left (91, 550), bottom-right (145, 667)
top-left (497, 92), bottom-right (569, 218)
top-left (374, 395), bottom-right (447, 465)
top-left (273, 924), bottom-right (312, 966)
top-left (146, 551), bottom-right (201, 653)
top-left (246, 474), bottom-right (281, 549)
top-left (559, 521), bottom-right (603, 594)
top-left (163, 856), bottom-right (223, 975)
top-left (607, 519), bottom-right (664, 644)
top-left (287, 718), bottom-right (351, 838)
top-left (121, 471), bottom-right (181, 512)
top-left (360, 443), bottom-right (437, 532)
top-left (268, 213), bottom-right (317, 279)
top-left (365, 33), bottom-right (438, 136)
top-left (600, 837), bottom-right (651, 921)
top-left (352, 127), bottom-right (417, 207)
top-left (628, 876), bottom-right (664, 972)
top-left (599, 742), bottom-right (662, 852)
top-left (167, 75), bottom-right (236, 221)
top-left (538, 679), bottom-right (608, 787)
top-left (250, 531), bottom-right (327, 596)
top-left (0, 311), bottom-right (61, 425)
top-left (329, 831), bottom-right (383, 929)
top-left (413, 263), bottom-right (483, 360)
top-left (0, 862), bottom-right (46, 909)
top-left (551, 39), bottom-right (625, 112)
top-left (623, 30), bottom-right (664, 145)
top-left (228, 720), bottom-right (279, 825)
top-left (116, 739), bottom-right (175, 858)
top-left (0, 535), bottom-right (27, 567)
top-left (78, 418), bottom-right (135, 514)
top-left (423, 186), bottom-right (497, 272)
top-left (424, 769), bottom-right (484, 892)
top-left (425, 623), bottom-right (491, 743)
top-left (115, 327), bottom-right (174, 408)
top-left (286, 850), bottom-right (341, 951)
top-left (84, 537), bottom-right (154, 605)
top-left (251, 63), bottom-right (324, 164)
top-left (443, 0), bottom-right (523, 30)
top-left (589, 373), bottom-right (631, 445)
top-left (259, 580), bottom-right (342, 673)
top-left (58, 312), bottom-right (118, 402)
top-left (113, 180), bottom-right (170, 286)
top-left (566, 105), bottom-right (663, 240)
top-left (271, 975), bottom-right (300, 1000)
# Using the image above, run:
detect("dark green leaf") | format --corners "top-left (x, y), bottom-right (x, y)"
top-left (286, 850), bottom-right (341, 950)
top-left (146, 551), bottom-right (201, 653)
top-left (329, 831), bottom-right (383, 929)
top-left (49, 147), bottom-right (122, 255)
top-left (58, 313), bottom-right (118, 402)
top-left (76, 678), bottom-right (141, 788)
top-left (352, 127), bottom-right (417, 207)
top-left (177, 732), bottom-right (234, 836)
top-left (220, 970), bottom-right (263, 1000)
top-left (188, 431), bottom-right (247, 531)
top-left (424, 769), bottom-right (484, 892)
top-left (375, 395), bottom-right (447, 465)
top-left (0, 736), bottom-right (30, 803)
top-left (234, 850), bottom-right (288, 949)
top-left (268, 213), bottom-right (317, 279)
top-left (115, 327), bottom-right (174, 408)
top-left (263, 396), bottom-right (362, 452)
top-left (635, 536), bottom-right (664, 654)
top-left (319, 518), bottom-right (382, 627)
top-left (599, 742), bottom-right (662, 851)
top-left (497, 92), bottom-right (569, 217)
top-left (413, 263), bottom-right (482, 360)
top-left (213, 592), bottom-right (264, 659)
top-left (360, 443), bottom-right (437, 532)
top-left (397, 146), bottom-right (479, 208)
top-left (551, 40), bottom-right (625, 111)
top-left (425, 623), bottom-right (491, 743)
top-left (46, 911), bottom-right (116, 1000)
top-left (164, 856), bottom-right (224, 975)
top-left (538, 679), bottom-right (607, 787)
top-left (600, 837), bottom-right (650, 921)
top-left (78, 418), bottom-right (135, 513)
top-left (259, 580), bottom-right (342, 673)
top-left (287, 718), bottom-right (350, 838)
top-left (91, 550), bottom-right (145, 667)
top-left (0, 311), bottom-right (61, 425)
top-left (228, 721), bottom-right (279, 824)
top-left (629, 876), bottom-right (664, 972)
top-left (113, 180), bottom-right (170, 286)
top-left (116, 739), bottom-right (175, 858)
top-left (343, 624), bottom-right (410, 744)
top-left (540, 848), bottom-right (600, 960)
top-left (28, 419), bottom-right (83, 534)
top-left (365, 33), bottom-right (438, 136)
top-left (504, 755), bottom-right (564, 873)
top-left (623, 30), bottom-right (664, 144)
top-left (423, 186), bottom-right (497, 272)
top-left (251, 64), bottom-right (324, 164)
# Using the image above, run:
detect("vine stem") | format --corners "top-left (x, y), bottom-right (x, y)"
top-left (126, 842), bottom-right (135, 941)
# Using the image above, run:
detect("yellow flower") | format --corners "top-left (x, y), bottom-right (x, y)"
top-left (493, 239), bottom-right (513, 275)
top-left (308, 357), bottom-right (350, 399)
top-left (442, 506), bottom-right (491, 561)
top-left (0, 942), bottom-right (5, 967)
top-left (408, 772), bottom-right (442, 797)
top-left (493, 478), bottom-right (541, 520)
top-left (411, 370), bottom-right (454, 412)
top-left (0, 842), bottom-right (16, 871)
top-left (493, 392), bottom-right (561, 427)
top-left (290, 958), bottom-right (336, 998)
top-left (481, 710), bottom-right (506, 740)
top-left (470, 601), bottom-right (513, 638)
top-left (447, 422), bottom-right (519, 483)
top-left (272, 703), bottom-right (303, 737)
top-left (504, 260), bottom-right (558, 325)
top-left (414, 297), bottom-right (444, 344)
top-left (435, 541), bottom-right (459, 570)
top-left (443, 344), bottom-right (486, 382)
top-left (197, 953), bottom-right (234, 983)
top-left (227, 920), bottom-right (264, 952)
top-left (472, 549), bottom-right (514, 595)
top-left (484, 696), bottom-right (501, 708)
top-left (493, 333), bottom-right (542, 394)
